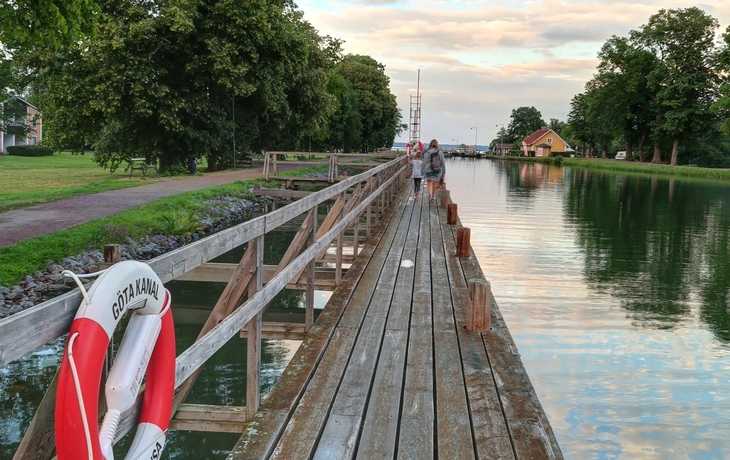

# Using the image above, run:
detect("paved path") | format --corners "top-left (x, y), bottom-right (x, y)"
top-left (0, 167), bottom-right (266, 247)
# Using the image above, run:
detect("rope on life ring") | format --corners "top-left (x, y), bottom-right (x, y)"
top-left (55, 260), bottom-right (176, 460)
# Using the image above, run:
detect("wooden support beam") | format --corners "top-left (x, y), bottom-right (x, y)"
top-left (252, 188), bottom-right (313, 198)
top-left (172, 242), bottom-right (258, 415)
top-left (456, 227), bottom-right (471, 258)
top-left (467, 279), bottom-right (491, 332)
top-left (174, 263), bottom-right (345, 289)
top-left (169, 403), bottom-right (248, 433)
top-left (306, 206), bottom-right (317, 332)
top-left (240, 322), bottom-right (307, 341)
top-left (247, 236), bottom-right (263, 420)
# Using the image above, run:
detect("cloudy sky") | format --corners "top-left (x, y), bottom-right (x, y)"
top-left (296, 0), bottom-right (730, 146)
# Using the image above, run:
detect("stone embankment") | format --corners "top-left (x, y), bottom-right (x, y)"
top-left (0, 193), bottom-right (278, 318)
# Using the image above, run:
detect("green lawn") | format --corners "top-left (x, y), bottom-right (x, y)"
top-left (0, 153), bottom-right (154, 212)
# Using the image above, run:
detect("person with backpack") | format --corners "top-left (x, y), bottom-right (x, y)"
top-left (420, 139), bottom-right (446, 203)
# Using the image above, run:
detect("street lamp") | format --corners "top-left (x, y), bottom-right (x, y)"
top-left (470, 127), bottom-right (478, 153)
top-left (452, 138), bottom-right (458, 153)
top-left (496, 124), bottom-right (504, 156)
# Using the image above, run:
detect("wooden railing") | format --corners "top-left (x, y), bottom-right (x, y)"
top-left (262, 151), bottom-right (398, 182)
top-left (4, 155), bottom-right (408, 459)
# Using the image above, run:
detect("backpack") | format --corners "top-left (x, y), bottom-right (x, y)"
top-left (430, 149), bottom-right (442, 172)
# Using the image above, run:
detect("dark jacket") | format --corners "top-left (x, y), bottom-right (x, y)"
top-left (421, 147), bottom-right (446, 176)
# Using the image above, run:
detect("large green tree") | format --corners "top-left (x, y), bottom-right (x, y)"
top-left (334, 54), bottom-right (402, 151)
top-left (633, 7), bottom-right (720, 165)
top-left (506, 106), bottom-right (545, 142)
top-left (0, 0), bottom-right (99, 49)
top-left (595, 36), bottom-right (656, 161)
top-left (35, 0), bottom-right (336, 171)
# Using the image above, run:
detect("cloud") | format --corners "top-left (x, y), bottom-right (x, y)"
top-left (297, 0), bottom-right (730, 142)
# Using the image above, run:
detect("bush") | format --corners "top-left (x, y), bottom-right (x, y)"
top-left (7, 145), bottom-right (54, 156)
top-left (553, 155), bottom-right (564, 166)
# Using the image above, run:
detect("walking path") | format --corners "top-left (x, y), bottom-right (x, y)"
top-left (0, 167), bottom-right (265, 247)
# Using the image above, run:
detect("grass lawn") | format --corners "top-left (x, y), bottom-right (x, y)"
top-left (0, 161), bottom-right (329, 287)
top-left (0, 153), bottom-right (153, 212)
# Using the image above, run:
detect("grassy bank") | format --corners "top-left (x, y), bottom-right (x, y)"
top-left (0, 153), bottom-right (218, 212)
top-left (491, 155), bottom-right (730, 181)
top-left (0, 153), bottom-right (153, 212)
top-left (0, 162), bottom-right (330, 288)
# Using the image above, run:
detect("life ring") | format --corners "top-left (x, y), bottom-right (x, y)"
top-left (55, 260), bottom-right (176, 460)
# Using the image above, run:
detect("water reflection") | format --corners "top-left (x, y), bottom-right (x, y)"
top-left (447, 158), bottom-right (730, 458)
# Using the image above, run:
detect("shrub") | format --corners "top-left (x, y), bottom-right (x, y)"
top-left (553, 155), bottom-right (564, 166)
top-left (7, 145), bottom-right (54, 156)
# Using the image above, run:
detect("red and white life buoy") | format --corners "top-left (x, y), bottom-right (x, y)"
top-left (55, 261), bottom-right (176, 460)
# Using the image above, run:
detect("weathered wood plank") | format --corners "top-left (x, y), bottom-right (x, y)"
top-left (252, 189), bottom-right (314, 198)
top-left (446, 216), bottom-right (563, 460)
top-left (316, 191), bottom-right (414, 456)
top-left (357, 191), bottom-right (421, 458)
top-left (438, 207), bottom-right (515, 460)
top-left (239, 322), bottom-right (306, 341)
top-left (429, 204), bottom-right (476, 460)
top-left (226, 180), bottom-right (405, 459)
top-left (269, 327), bottom-right (359, 459)
top-left (398, 195), bottom-right (434, 460)
top-left (169, 403), bottom-right (248, 433)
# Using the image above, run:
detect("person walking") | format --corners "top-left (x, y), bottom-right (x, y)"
top-left (411, 151), bottom-right (423, 200)
top-left (421, 139), bottom-right (446, 203)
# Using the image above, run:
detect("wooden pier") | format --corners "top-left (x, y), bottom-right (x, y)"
top-left (2, 154), bottom-right (561, 459)
top-left (227, 184), bottom-right (561, 459)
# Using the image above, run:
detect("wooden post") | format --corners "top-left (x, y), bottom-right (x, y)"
top-left (246, 236), bottom-right (264, 420)
top-left (456, 227), bottom-right (471, 258)
top-left (306, 208), bottom-right (317, 332)
top-left (353, 215), bottom-right (360, 259)
top-left (447, 204), bottom-right (458, 225)
top-left (104, 244), bottom-right (121, 264)
top-left (467, 279), bottom-right (491, 332)
top-left (335, 191), bottom-right (345, 285)
top-left (440, 189), bottom-right (450, 208)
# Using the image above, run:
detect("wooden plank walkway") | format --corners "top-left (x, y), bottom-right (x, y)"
top-left (227, 187), bottom-right (563, 460)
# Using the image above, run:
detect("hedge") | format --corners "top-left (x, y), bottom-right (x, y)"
top-left (6, 145), bottom-right (54, 156)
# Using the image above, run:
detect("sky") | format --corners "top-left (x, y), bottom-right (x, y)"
top-left (295, 0), bottom-right (730, 147)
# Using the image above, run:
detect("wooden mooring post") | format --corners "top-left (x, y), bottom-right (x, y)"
top-left (467, 279), bottom-right (491, 331)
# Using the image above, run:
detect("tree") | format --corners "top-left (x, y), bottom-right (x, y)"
top-left (0, 0), bottom-right (99, 49)
top-left (334, 55), bottom-right (402, 151)
top-left (712, 27), bottom-right (730, 136)
top-left (594, 35), bottom-right (657, 161)
top-left (633, 7), bottom-right (720, 165)
top-left (35, 0), bottom-right (337, 171)
top-left (507, 106), bottom-right (545, 142)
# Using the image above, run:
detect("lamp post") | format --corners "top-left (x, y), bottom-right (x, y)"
top-left (452, 138), bottom-right (458, 154)
top-left (495, 124), bottom-right (504, 155)
top-left (470, 127), bottom-right (478, 154)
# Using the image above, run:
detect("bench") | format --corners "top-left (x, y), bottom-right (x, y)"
top-left (127, 157), bottom-right (158, 179)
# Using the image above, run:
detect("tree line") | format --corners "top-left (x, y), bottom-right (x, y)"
top-left (0, 0), bottom-right (406, 172)
top-left (567, 7), bottom-right (730, 167)
top-left (490, 7), bottom-right (730, 168)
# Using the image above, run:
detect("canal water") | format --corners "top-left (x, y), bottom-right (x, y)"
top-left (2, 159), bottom-right (730, 458)
top-left (447, 158), bottom-right (730, 459)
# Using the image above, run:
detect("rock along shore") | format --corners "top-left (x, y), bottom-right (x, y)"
top-left (0, 192), bottom-right (279, 318)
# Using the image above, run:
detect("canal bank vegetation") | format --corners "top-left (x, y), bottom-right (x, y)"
top-left (4, 0), bottom-right (405, 175)
top-left (488, 7), bottom-right (730, 169)
top-left (0, 173), bottom-right (313, 288)
top-left (493, 155), bottom-right (730, 181)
